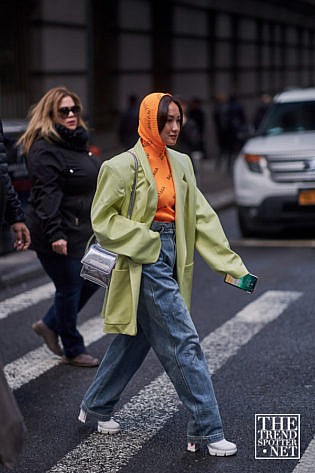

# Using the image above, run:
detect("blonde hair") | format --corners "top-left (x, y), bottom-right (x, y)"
top-left (18, 86), bottom-right (87, 155)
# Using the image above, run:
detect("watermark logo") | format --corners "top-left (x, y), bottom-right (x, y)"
top-left (255, 414), bottom-right (300, 459)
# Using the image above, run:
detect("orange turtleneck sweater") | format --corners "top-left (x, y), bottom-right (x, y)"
top-left (138, 92), bottom-right (175, 222)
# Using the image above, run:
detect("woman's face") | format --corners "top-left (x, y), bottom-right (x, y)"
top-left (159, 101), bottom-right (181, 146)
top-left (56, 95), bottom-right (80, 130)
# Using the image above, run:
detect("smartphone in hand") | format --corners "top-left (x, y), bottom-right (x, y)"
top-left (224, 273), bottom-right (258, 293)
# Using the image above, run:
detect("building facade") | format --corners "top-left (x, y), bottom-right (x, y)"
top-left (1, 0), bottom-right (315, 155)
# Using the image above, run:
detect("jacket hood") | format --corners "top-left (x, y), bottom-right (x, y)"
top-left (138, 92), bottom-right (170, 151)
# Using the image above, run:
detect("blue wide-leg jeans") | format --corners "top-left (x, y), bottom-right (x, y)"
top-left (37, 251), bottom-right (99, 358)
top-left (80, 222), bottom-right (224, 443)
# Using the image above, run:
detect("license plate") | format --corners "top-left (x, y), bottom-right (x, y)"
top-left (298, 189), bottom-right (315, 205)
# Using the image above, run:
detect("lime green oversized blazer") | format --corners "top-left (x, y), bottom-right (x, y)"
top-left (91, 139), bottom-right (248, 336)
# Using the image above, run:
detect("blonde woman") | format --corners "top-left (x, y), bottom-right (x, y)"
top-left (19, 86), bottom-right (100, 367)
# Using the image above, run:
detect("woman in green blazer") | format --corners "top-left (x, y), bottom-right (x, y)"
top-left (79, 92), bottom-right (251, 457)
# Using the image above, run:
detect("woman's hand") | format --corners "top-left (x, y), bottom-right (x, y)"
top-left (52, 239), bottom-right (68, 255)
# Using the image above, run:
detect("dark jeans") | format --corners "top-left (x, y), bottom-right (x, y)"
top-left (37, 251), bottom-right (99, 358)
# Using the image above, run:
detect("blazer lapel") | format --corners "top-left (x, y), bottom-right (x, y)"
top-left (133, 140), bottom-right (155, 186)
top-left (167, 149), bottom-right (188, 271)
top-left (167, 148), bottom-right (187, 217)
top-left (133, 140), bottom-right (158, 219)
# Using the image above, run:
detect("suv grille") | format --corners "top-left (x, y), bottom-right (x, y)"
top-left (266, 153), bottom-right (315, 183)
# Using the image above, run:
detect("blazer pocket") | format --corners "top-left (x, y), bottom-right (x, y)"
top-left (104, 268), bottom-right (132, 325)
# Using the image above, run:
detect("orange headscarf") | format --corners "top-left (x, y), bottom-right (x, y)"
top-left (138, 92), bottom-right (170, 151)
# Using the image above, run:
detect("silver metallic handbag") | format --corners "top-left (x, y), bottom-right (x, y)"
top-left (80, 151), bottom-right (138, 288)
top-left (80, 243), bottom-right (118, 288)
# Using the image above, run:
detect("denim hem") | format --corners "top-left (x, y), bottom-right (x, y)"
top-left (80, 402), bottom-right (112, 422)
top-left (187, 431), bottom-right (224, 444)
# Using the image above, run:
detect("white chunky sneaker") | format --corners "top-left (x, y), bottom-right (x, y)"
top-left (207, 439), bottom-right (237, 456)
top-left (187, 439), bottom-right (237, 456)
top-left (78, 408), bottom-right (120, 434)
top-left (97, 418), bottom-right (121, 434)
top-left (78, 408), bottom-right (87, 423)
top-left (187, 442), bottom-right (198, 452)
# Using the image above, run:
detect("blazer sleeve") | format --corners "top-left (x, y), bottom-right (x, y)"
top-left (194, 182), bottom-right (248, 278)
top-left (91, 161), bottom-right (161, 264)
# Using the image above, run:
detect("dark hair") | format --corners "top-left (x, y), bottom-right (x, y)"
top-left (157, 95), bottom-right (183, 133)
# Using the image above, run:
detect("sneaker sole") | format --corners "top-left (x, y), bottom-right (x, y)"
top-left (187, 443), bottom-right (237, 456)
top-left (79, 410), bottom-right (120, 434)
top-left (97, 424), bottom-right (120, 434)
top-left (208, 446), bottom-right (237, 456)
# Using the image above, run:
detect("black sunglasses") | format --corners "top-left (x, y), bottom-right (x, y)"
top-left (58, 105), bottom-right (81, 118)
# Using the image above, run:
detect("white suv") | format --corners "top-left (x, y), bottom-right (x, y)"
top-left (234, 88), bottom-right (315, 236)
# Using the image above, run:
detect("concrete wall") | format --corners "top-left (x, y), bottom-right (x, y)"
top-left (29, 0), bottom-right (88, 108)
top-left (2, 0), bottom-right (315, 156)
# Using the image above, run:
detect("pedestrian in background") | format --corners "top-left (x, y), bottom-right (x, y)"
top-left (188, 97), bottom-right (207, 159)
top-left (0, 119), bottom-right (30, 251)
top-left (18, 86), bottom-right (101, 368)
top-left (174, 98), bottom-right (201, 158)
top-left (215, 94), bottom-right (248, 173)
top-left (226, 94), bottom-right (247, 159)
top-left (0, 118), bottom-right (29, 469)
top-left (212, 93), bottom-right (230, 171)
top-left (118, 94), bottom-right (140, 149)
top-left (253, 93), bottom-right (272, 130)
top-left (79, 92), bottom-right (252, 457)
top-left (174, 97), bottom-right (203, 182)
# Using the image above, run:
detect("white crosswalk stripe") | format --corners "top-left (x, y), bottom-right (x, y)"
top-left (293, 436), bottom-right (315, 473)
top-left (5, 315), bottom-right (104, 390)
top-left (1, 286), bottom-right (307, 472)
top-left (0, 282), bottom-right (54, 320)
top-left (45, 290), bottom-right (302, 473)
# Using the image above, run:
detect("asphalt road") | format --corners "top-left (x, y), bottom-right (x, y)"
top-left (0, 206), bottom-right (314, 473)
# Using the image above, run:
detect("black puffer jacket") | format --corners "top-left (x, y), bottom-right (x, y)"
top-left (0, 120), bottom-right (25, 226)
top-left (26, 126), bottom-right (101, 258)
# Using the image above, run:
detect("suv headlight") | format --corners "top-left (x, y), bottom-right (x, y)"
top-left (242, 154), bottom-right (267, 173)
